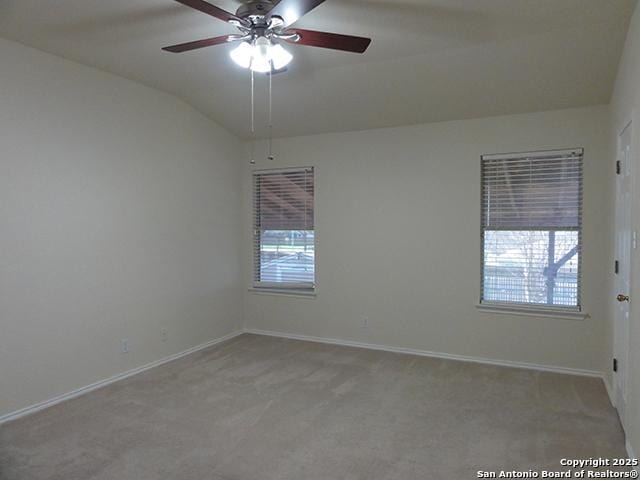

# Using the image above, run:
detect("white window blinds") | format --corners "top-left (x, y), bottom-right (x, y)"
top-left (481, 149), bottom-right (583, 308)
top-left (253, 167), bottom-right (315, 289)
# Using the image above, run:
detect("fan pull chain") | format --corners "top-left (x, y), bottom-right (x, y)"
top-left (267, 60), bottom-right (274, 161)
top-left (250, 66), bottom-right (255, 164)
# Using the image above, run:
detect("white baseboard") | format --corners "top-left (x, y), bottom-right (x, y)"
top-left (0, 328), bottom-right (607, 427)
top-left (603, 376), bottom-right (616, 407)
top-left (0, 330), bottom-right (243, 425)
top-left (627, 439), bottom-right (639, 472)
top-left (244, 328), bottom-right (603, 378)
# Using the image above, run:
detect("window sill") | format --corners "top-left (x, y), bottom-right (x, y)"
top-left (249, 288), bottom-right (316, 299)
top-left (475, 303), bottom-right (589, 320)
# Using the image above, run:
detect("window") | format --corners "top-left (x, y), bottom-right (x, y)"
top-left (481, 149), bottom-right (583, 309)
top-left (253, 167), bottom-right (315, 290)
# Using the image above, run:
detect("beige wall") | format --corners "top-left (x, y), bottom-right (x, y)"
top-left (243, 106), bottom-right (611, 374)
top-left (609, 2), bottom-right (640, 461)
top-left (0, 39), bottom-right (243, 418)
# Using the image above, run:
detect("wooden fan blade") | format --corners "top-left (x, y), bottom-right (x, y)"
top-left (162, 35), bottom-right (234, 53)
top-left (174, 0), bottom-right (243, 23)
top-left (286, 29), bottom-right (371, 53)
top-left (267, 0), bottom-right (326, 26)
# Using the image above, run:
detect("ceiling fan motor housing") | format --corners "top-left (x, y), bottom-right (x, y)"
top-left (236, 1), bottom-right (277, 23)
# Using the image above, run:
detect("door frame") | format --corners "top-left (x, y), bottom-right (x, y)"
top-left (612, 114), bottom-right (635, 433)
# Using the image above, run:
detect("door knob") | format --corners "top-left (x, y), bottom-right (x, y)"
top-left (617, 294), bottom-right (630, 302)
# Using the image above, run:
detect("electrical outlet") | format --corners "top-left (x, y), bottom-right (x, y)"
top-left (161, 328), bottom-right (168, 343)
top-left (362, 316), bottom-right (369, 329)
top-left (121, 339), bottom-right (129, 354)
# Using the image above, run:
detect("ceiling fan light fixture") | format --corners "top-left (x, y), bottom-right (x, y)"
top-left (251, 36), bottom-right (273, 73)
top-left (270, 44), bottom-right (293, 70)
top-left (229, 41), bottom-right (253, 69)
top-left (230, 37), bottom-right (293, 72)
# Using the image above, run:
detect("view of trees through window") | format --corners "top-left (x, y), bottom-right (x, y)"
top-left (483, 230), bottom-right (579, 306)
top-left (481, 149), bottom-right (582, 308)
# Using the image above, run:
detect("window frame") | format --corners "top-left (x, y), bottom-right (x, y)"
top-left (251, 166), bottom-right (316, 294)
top-left (479, 148), bottom-right (584, 313)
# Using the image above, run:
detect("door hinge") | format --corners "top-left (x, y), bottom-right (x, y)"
top-left (616, 160), bottom-right (621, 174)
top-left (615, 260), bottom-right (619, 274)
top-left (613, 358), bottom-right (618, 372)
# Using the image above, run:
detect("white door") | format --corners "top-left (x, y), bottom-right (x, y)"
top-left (614, 121), bottom-right (632, 430)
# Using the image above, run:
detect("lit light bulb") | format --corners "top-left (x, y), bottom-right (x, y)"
top-left (250, 36), bottom-right (273, 73)
top-left (229, 37), bottom-right (293, 72)
top-left (229, 41), bottom-right (252, 69)
top-left (270, 44), bottom-right (293, 70)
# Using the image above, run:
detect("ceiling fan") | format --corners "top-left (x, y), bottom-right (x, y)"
top-left (162, 0), bottom-right (372, 72)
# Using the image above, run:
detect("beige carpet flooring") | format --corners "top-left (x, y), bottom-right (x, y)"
top-left (0, 333), bottom-right (627, 479)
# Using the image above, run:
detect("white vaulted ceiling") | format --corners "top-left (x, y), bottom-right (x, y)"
top-left (0, 0), bottom-right (636, 138)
